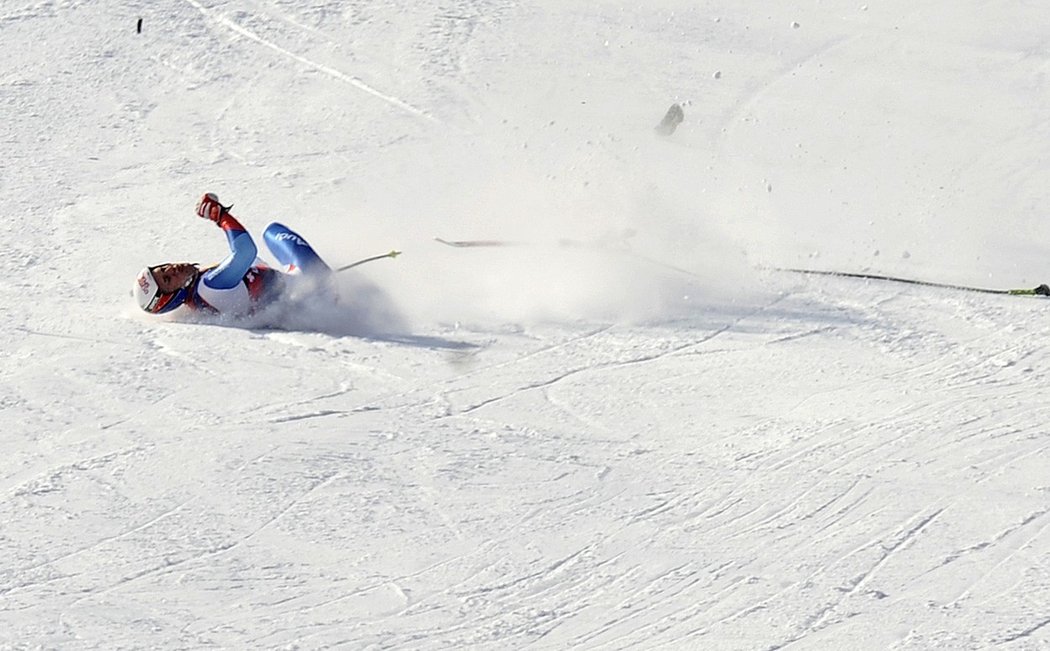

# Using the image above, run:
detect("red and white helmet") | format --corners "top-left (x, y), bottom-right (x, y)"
top-left (133, 266), bottom-right (191, 314)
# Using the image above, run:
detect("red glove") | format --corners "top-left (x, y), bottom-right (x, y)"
top-left (196, 193), bottom-right (230, 223)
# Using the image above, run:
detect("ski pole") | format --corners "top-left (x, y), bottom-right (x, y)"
top-left (336, 250), bottom-right (401, 272)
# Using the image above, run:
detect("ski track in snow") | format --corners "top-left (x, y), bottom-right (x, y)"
top-left (181, 0), bottom-right (442, 125)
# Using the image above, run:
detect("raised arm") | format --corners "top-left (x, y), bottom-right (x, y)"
top-left (195, 193), bottom-right (258, 290)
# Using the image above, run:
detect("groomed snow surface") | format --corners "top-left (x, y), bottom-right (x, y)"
top-left (4, 1), bottom-right (1050, 648)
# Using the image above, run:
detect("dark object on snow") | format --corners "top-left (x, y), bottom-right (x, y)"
top-left (655, 103), bottom-right (684, 136)
top-left (137, 18), bottom-right (143, 34)
top-left (781, 267), bottom-right (1050, 297)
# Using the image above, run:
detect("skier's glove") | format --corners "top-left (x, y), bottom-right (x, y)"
top-left (196, 193), bottom-right (231, 223)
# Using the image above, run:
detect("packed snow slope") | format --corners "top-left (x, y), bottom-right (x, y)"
top-left (3, 0), bottom-right (1050, 648)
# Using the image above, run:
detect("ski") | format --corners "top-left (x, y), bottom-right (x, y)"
top-left (434, 236), bottom-right (593, 249)
top-left (435, 236), bottom-right (1050, 297)
top-left (434, 230), bottom-right (637, 251)
top-left (434, 234), bottom-right (704, 280)
top-left (780, 267), bottom-right (1050, 297)
top-left (433, 237), bottom-right (522, 248)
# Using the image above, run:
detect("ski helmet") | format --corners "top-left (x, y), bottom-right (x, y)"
top-left (134, 266), bottom-right (192, 314)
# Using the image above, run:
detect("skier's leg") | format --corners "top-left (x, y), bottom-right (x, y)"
top-left (263, 223), bottom-right (332, 277)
